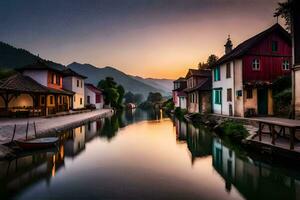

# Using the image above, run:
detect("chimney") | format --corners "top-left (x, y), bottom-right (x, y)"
top-left (224, 35), bottom-right (233, 54)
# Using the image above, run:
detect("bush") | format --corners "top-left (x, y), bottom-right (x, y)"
top-left (272, 76), bottom-right (292, 117)
top-left (218, 121), bottom-right (249, 142)
top-left (273, 89), bottom-right (291, 117)
top-left (162, 98), bottom-right (174, 113)
top-left (174, 107), bottom-right (187, 118)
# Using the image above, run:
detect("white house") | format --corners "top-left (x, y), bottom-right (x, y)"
top-left (84, 83), bottom-right (104, 109)
top-left (172, 77), bottom-right (187, 109)
top-left (63, 68), bottom-right (87, 109)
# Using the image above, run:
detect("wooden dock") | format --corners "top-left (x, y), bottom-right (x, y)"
top-left (246, 117), bottom-right (300, 154)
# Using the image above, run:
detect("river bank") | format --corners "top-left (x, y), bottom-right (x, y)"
top-left (0, 109), bottom-right (113, 145)
top-left (185, 113), bottom-right (300, 162)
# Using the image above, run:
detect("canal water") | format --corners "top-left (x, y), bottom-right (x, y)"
top-left (0, 109), bottom-right (300, 200)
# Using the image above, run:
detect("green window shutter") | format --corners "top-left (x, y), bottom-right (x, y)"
top-left (214, 66), bottom-right (220, 81)
top-left (214, 89), bottom-right (222, 104)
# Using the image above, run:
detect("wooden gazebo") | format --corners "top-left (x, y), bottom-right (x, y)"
top-left (0, 73), bottom-right (74, 117)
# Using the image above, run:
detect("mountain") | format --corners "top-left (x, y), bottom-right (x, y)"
top-left (0, 41), bottom-right (172, 98)
top-left (68, 62), bottom-right (170, 98)
top-left (131, 76), bottom-right (173, 94)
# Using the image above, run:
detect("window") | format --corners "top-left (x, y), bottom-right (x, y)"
top-left (96, 94), bottom-right (101, 103)
top-left (57, 76), bottom-right (61, 85)
top-left (74, 96), bottom-right (76, 102)
top-left (50, 96), bottom-right (54, 104)
top-left (51, 73), bottom-right (55, 84)
top-left (227, 88), bottom-right (232, 102)
top-left (246, 88), bottom-right (253, 99)
top-left (214, 66), bottom-right (221, 81)
top-left (252, 59), bottom-right (260, 70)
top-left (214, 89), bottom-right (222, 104)
top-left (80, 98), bottom-right (82, 105)
top-left (41, 96), bottom-right (45, 105)
top-left (77, 80), bottom-right (80, 87)
top-left (272, 41), bottom-right (278, 52)
top-left (80, 80), bottom-right (83, 88)
top-left (282, 60), bottom-right (290, 70)
top-left (87, 96), bottom-right (90, 104)
top-left (226, 63), bottom-right (231, 78)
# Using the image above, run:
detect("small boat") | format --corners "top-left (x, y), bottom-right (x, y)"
top-left (15, 137), bottom-right (59, 150)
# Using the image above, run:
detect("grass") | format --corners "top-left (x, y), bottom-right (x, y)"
top-left (217, 120), bottom-right (249, 142)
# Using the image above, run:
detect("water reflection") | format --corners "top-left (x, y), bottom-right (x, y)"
top-left (0, 146), bottom-right (64, 199)
top-left (173, 118), bottom-right (300, 200)
top-left (212, 138), bottom-right (300, 200)
top-left (1, 111), bottom-right (300, 200)
top-left (0, 109), bottom-right (166, 199)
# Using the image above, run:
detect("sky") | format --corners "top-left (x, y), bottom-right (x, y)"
top-left (0, 0), bottom-right (285, 79)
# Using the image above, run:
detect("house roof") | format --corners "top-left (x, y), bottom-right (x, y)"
top-left (0, 73), bottom-right (74, 95)
top-left (215, 23), bottom-right (291, 66)
top-left (183, 78), bottom-right (211, 93)
top-left (185, 69), bottom-right (211, 79)
top-left (63, 68), bottom-right (87, 79)
top-left (17, 60), bottom-right (65, 74)
top-left (85, 83), bottom-right (102, 94)
top-left (174, 77), bottom-right (186, 83)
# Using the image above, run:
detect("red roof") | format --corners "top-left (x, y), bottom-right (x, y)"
top-left (85, 83), bottom-right (102, 94)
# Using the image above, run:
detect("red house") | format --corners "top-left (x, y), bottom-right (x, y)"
top-left (212, 23), bottom-right (292, 117)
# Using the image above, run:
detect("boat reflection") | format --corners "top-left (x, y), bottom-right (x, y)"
top-left (0, 109), bottom-right (165, 199)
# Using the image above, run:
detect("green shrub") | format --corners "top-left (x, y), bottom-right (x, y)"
top-left (174, 107), bottom-right (187, 118)
top-left (163, 99), bottom-right (174, 113)
top-left (273, 89), bottom-right (291, 117)
top-left (218, 121), bottom-right (249, 142)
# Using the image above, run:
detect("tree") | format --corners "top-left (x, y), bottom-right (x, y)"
top-left (198, 62), bottom-right (209, 70)
top-left (124, 92), bottom-right (135, 104)
top-left (116, 85), bottom-right (125, 106)
top-left (147, 92), bottom-right (162, 103)
top-left (207, 54), bottom-right (219, 68)
top-left (133, 93), bottom-right (143, 104)
top-left (198, 54), bottom-right (219, 70)
top-left (274, 0), bottom-right (292, 31)
top-left (98, 77), bottom-right (124, 109)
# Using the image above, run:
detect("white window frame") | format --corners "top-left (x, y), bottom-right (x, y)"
top-left (252, 59), bottom-right (260, 71)
top-left (282, 60), bottom-right (290, 70)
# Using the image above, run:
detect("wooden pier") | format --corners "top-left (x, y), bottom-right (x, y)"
top-left (248, 117), bottom-right (300, 152)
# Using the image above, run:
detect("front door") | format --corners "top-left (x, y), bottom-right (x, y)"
top-left (257, 88), bottom-right (268, 115)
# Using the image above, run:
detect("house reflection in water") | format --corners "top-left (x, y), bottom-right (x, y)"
top-left (212, 138), bottom-right (300, 200)
top-left (174, 118), bottom-right (187, 142)
top-left (0, 146), bottom-right (65, 199)
top-left (174, 119), bottom-right (211, 164)
top-left (64, 125), bottom-right (86, 158)
top-left (85, 119), bottom-right (104, 143)
top-left (186, 123), bottom-right (212, 164)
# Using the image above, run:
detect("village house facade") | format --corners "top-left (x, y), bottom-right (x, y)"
top-left (212, 24), bottom-right (292, 117)
top-left (84, 83), bottom-right (104, 109)
top-left (292, 4), bottom-right (300, 119)
top-left (63, 68), bottom-right (87, 110)
top-left (0, 61), bottom-right (89, 117)
top-left (184, 69), bottom-right (211, 113)
top-left (172, 77), bottom-right (187, 109)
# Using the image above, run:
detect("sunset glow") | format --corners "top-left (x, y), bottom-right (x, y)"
top-left (0, 0), bottom-right (285, 78)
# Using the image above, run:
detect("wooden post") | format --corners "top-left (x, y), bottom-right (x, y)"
top-left (34, 122), bottom-right (37, 138)
top-left (25, 121), bottom-right (29, 140)
top-left (10, 124), bottom-right (17, 143)
top-left (258, 122), bottom-right (262, 141)
top-left (290, 127), bottom-right (295, 150)
top-left (271, 125), bottom-right (275, 145)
